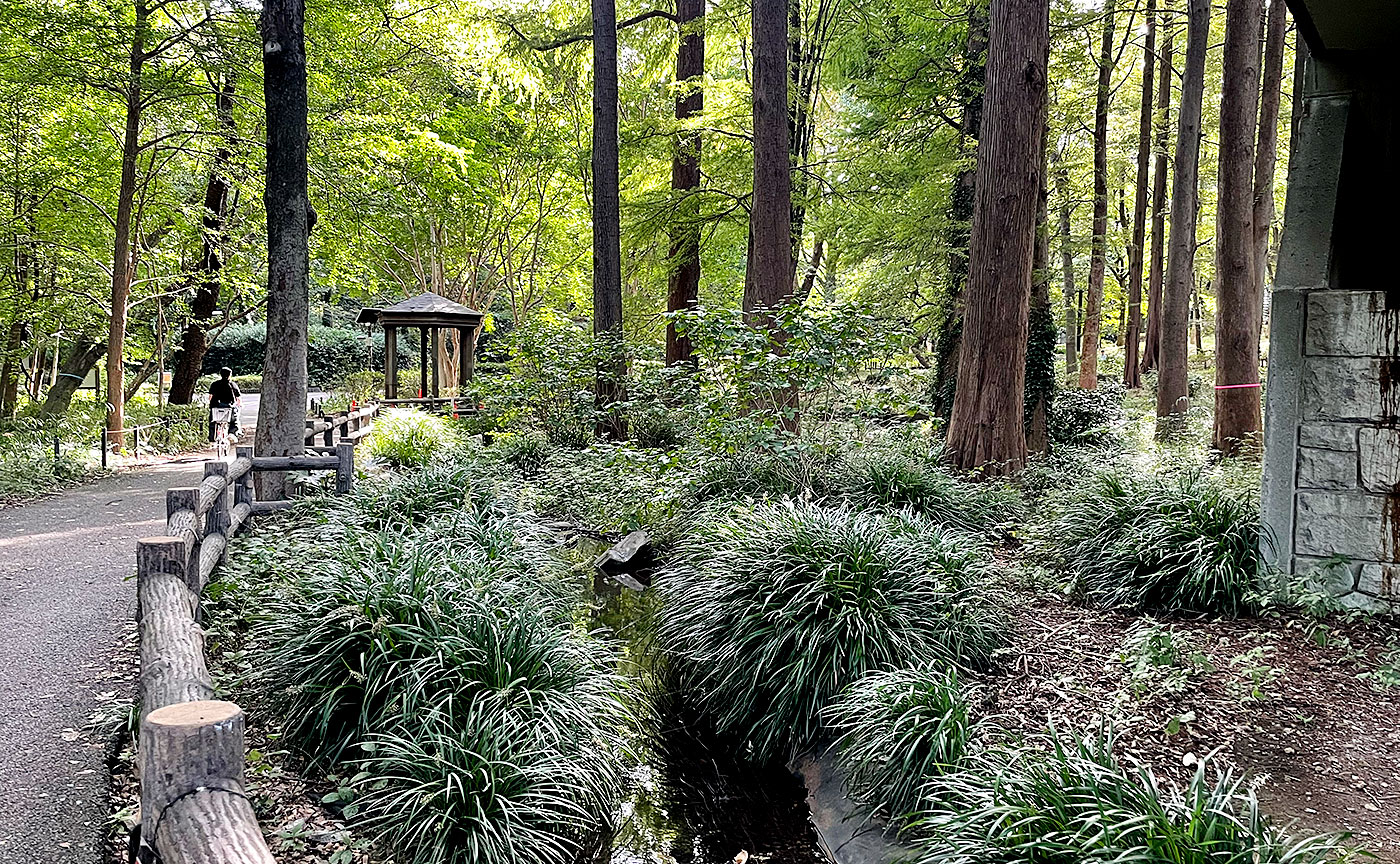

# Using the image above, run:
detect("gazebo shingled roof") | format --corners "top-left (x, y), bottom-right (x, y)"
top-left (356, 292), bottom-right (485, 401)
top-left (356, 292), bottom-right (485, 329)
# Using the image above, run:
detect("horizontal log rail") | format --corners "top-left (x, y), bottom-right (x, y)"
top-left (132, 403), bottom-right (382, 862)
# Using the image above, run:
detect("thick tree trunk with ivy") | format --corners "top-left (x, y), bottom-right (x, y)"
top-left (931, 1), bottom-right (988, 416)
top-left (256, 0), bottom-right (311, 499)
top-left (1143, 21), bottom-right (1172, 373)
top-left (665, 0), bottom-right (704, 368)
top-left (1124, 0), bottom-right (1156, 389)
top-left (106, 0), bottom-right (148, 449)
top-left (1212, 0), bottom-right (1264, 456)
top-left (592, 0), bottom-right (627, 438)
top-left (170, 76), bottom-right (237, 404)
top-left (1077, 0), bottom-right (1114, 390)
top-left (946, 0), bottom-right (1048, 475)
top-left (1157, 0), bottom-right (1208, 434)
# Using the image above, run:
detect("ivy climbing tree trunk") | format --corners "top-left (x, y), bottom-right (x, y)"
top-left (170, 74), bottom-right (237, 404)
top-left (256, 0), bottom-right (311, 498)
top-left (665, 0), bottom-right (704, 368)
top-left (1077, 0), bottom-right (1114, 390)
top-left (1157, 0), bottom-right (1209, 434)
top-left (593, 0), bottom-right (627, 439)
top-left (1212, 0), bottom-right (1264, 456)
top-left (1143, 16), bottom-right (1172, 373)
top-left (932, 1), bottom-right (988, 416)
top-left (1124, 0), bottom-right (1155, 389)
top-left (946, 0), bottom-right (1048, 475)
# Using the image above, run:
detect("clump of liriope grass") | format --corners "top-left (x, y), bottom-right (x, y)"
top-left (495, 430), bottom-right (552, 477)
top-left (905, 728), bottom-right (1354, 864)
top-left (655, 503), bottom-right (1002, 761)
top-left (691, 444), bottom-right (844, 502)
top-left (1041, 467), bottom-right (1268, 615)
top-left (366, 407), bottom-right (459, 467)
top-left (825, 665), bottom-right (976, 825)
top-left (833, 447), bottom-right (1023, 534)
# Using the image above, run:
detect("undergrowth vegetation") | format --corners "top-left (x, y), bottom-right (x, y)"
top-left (365, 407), bottom-right (458, 467)
top-left (656, 503), bottom-right (1002, 759)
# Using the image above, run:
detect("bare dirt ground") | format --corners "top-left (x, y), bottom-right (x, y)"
top-left (986, 591), bottom-right (1400, 860)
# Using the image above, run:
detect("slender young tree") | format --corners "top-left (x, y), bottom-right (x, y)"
top-left (1053, 140), bottom-right (1077, 377)
top-left (1026, 129), bottom-right (1054, 454)
top-left (1252, 0), bottom-right (1288, 312)
top-left (256, 0), bottom-right (311, 497)
top-left (1123, 0), bottom-right (1156, 389)
top-left (1143, 15), bottom-right (1172, 373)
top-left (946, 0), bottom-right (1048, 474)
top-left (665, 0), bottom-right (704, 368)
top-left (1156, 0), bottom-right (1208, 434)
top-left (1077, 0), bottom-right (1114, 390)
top-left (593, 0), bottom-right (627, 439)
top-left (744, 0), bottom-right (793, 318)
top-left (1212, 0), bottom-right (1264, 455)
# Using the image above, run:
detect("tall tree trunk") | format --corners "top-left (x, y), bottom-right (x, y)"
top-left (592, 0), bottom-right (627, 439)
top-left (746, 0), bottom-right (797, 431)
top-left (787, 0), bottom-right (835, 284)
top-left (39, 340), bottom-right (105, 419)
top-left (1124, 0), bottom-right (1156, 389)
top-left (932, 2), bottom-right (989, 416)
top-left (1143, 16), bottom-right (1172, 373)
top-left (0, 319), bottom-right (22, 416)
top-left (1252, 0), bottom-right (1287, 315)
top-left (106, 0), bottom-right (148, 448)
top-left (1157, 0), bottom-right (1209, 434)
top-left (1212, 0), bottom-right (1264, 456)
top-left (666, 0), bottom-right (704, 368)
top-left (946, 0), bottom-right (1048, 475)
top-left (1077, 0), bottom-right (1114, 390)
top-left (256, 0), bottom-right (311, 498)
top-left (1026, 130), bottom-right (1054, 454)
top-left (1054, 149), bottom-right (1078, 377)
top-left (169, 75), bottom-right (237, 404)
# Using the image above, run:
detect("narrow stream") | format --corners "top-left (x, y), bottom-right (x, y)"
top-left (582, 557), bottom-right (828, 864)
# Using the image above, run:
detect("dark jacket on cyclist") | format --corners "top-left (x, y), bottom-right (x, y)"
top-left (208, 374), bottom-right (242, 440)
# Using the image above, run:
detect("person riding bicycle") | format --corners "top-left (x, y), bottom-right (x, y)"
top-left (208, 367), bottom-right (242, 442)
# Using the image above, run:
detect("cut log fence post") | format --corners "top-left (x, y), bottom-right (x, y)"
top-left (335, 442), bottom-right (354, 494)
top-left (203, 462), bottom-right (230, 552)
top-left (321, 414), bottom-right (333, 447)
top-left (234, 446), bottom-right (254, 509)
top-left (165, 488), bottom-right (201, 591)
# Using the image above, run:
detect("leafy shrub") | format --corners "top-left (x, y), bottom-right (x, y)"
top-left (1048, 382), bottom-right (1125, 445)
top-left (1041, 468), bottom-right (1267, 615)
top-left (0, 417), bottom-right (91, 501)
top-left (339, 370), bottom-right (383, 403)
top-left (906, 729), bottom-right (1352, 864)
top-left (656, 503), bottom-right (1001, 760)
top-left (497, 431), bottom-right (551, 477)
top-left (366, 408), bottom-right (457, 468)
top-left (826, 666), bottom-right (975, 824)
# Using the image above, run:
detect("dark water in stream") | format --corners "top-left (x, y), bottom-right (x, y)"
top-left (582, 564), bottom-right (828, 864)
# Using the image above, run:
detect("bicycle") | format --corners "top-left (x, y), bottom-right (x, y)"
top-left (211, 406), bottom-right (233, 460)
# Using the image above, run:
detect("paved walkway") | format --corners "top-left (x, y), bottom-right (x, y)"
top-left (0, 396), bottom-right (259, 862)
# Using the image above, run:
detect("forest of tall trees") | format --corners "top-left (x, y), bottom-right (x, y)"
top-left (0, 0), bottom-right (1293, 472)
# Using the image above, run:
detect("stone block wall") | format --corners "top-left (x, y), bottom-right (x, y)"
top-left (1272, 289), bottom-right (1400, 609)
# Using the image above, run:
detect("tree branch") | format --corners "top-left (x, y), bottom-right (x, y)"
top-left (507, 8), bottom-right (677, 51)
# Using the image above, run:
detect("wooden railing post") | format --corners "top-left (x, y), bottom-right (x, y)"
top-left (336, 442), bottom-right (355, 495)
top-left (234, 446), bottom-right (254, 510)
top-left (321, 413), bottom-right (334, 447)
top-left (203, 461), bottom-right (231, 543)
top-left (166, 488), bottom-right (201, 592)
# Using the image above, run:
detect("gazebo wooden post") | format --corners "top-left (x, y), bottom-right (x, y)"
top-left (418, 326), bottom-right (428, 399)
top-left (430, 328), bottom-right (441, 398)
top-left (383, 325), bottom-right (398, 399)
top-left (457, 327), bottom-right (473, 391)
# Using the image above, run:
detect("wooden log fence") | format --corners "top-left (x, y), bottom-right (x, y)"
top-left (132, 403), bottom-right (380, 863)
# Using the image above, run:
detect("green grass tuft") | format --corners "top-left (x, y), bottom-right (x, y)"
top-left (366, 407), bottom-right (458, 467)
top-left (656, 503), bottom-right (1002, 760)
top-left (1041, 467), bottom-right (1268, 615)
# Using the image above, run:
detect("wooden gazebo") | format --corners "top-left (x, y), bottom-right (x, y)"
top-left (356, 292), bottom-right (485, 401)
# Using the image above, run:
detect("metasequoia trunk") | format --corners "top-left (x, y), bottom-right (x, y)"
top-left (107, 0), bottom-right (148, 446)
top-left (592, 0), bottom-right (627, 439)
top-left (946, 0), bottom-right (1048, 475)
top-left (1077, 0), bottom-right (1114, 389)
top-left (170, 76), bottom-right (237, 404)
top-left (1054, 150), bottom-right (1078, 377)
top-left (931, 2), bottom-right (989, 415)
top-left (787, 0), bottom-right (836, 283)
top-left (666, 0), bottom-right (704, 368)
top-left (39, 340), bottom-right (105, 418)
top-left (0, 319), bottom-right (22, 416)
top-left (1156, 0), bottom-right (1208, 433)
top-left (1026, 133), bottom-right (1054, 455)
top-left (256, 0), bottom-right (311, 498)
top-left (1252, 0), bottom-right (1287, 313)
top-left (1212, 0), bottom-right (1264, 456)
top-left (1124, 0), bottom-right (1156, 389)
top-left (1143, 18), bottom-right (1172, 372)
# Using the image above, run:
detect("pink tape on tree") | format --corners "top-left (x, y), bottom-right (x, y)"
top-left (1214, 382), bottom-right (1263, 390)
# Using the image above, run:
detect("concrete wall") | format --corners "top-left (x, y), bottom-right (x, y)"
top-left (1261, 51), bottom-right (1400, 611)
